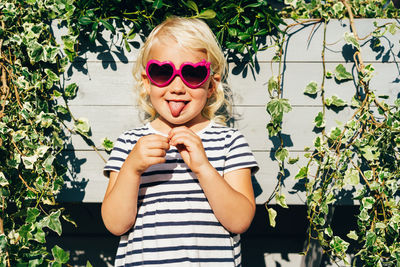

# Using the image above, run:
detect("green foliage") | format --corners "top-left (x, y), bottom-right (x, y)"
top-left (269, 1), bottom-right (400, 266)
top-left (1, 0), bottom-right (283, 265)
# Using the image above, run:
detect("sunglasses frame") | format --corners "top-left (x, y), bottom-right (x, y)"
top-left (145, 59), bottom-right (212, 89)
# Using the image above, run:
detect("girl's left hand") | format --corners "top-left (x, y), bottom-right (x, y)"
top-left (168, 126), bottom-right (210, 174)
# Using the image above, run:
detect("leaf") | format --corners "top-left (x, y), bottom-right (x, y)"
top-left (334, 64), bottom-right (353, 81)
top-left (44, 210), bottom-right (62, 236)
top-left (101, 137), bottom-right (114, 152)
top-left (284, 0), bottom-right (298, 8)
top-left (304, 81), bottom-right (318, 95)
top-left (344, 32), bottom-right (360, 50)
top-left (275, 193), bottom-right (288, 209)
top-left (268, 76), bottom-right (279, 95)
top-left (365, 231), bottom-right (377, 248)
top-left (347, 230), bottom-right (358, 240)
top-left (52, 245), bottom-right (69, 264)
top-left (26, 207), bottom-right (40, 223)
top-left (197, 9), bottom-right (216, 19)
top-left (362, 197), bottom-right (375, 210)
top-left (100, 19), bottom-right (115, 34)
top-left (152, 0), bottom-right (163, 9)
top-left (332, 2), bottom-right (344, 16)
top-left (43, 155), bottom-right (55, 173)
top-left (288, 157), bottom-right (299, 164)
top-left (359, 146), bottom-right (380, 161)
top-left (74, 118), bottom-right (91, 137)
top-left (0, 172), bottom-right (9, 187)
top-left (343, 168), bottom-right (359, 186)
top-left (185, 0), bottom-right (198, 13)
top-left (275, 147), bottom-right (288, 162)
top-left (325, 95), bottom-right (347, 107)
top-left (295, 166), bottom-right (308, 180)
top-left (314, 112), bottom-right (325, 128)
top-left (267, 207), bottom-right (277, 227)
top-left (64, 83), bottom-right (78, 99)
top-left (266, 98), bottom-right (292, 122)
top-left (79, 16), bottom-right (93, 26)
top-left (22, 155), bottom-right (38, 169)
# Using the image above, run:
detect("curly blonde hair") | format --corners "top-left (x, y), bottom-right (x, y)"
top-left (132, 16), bottom-right (232, 125)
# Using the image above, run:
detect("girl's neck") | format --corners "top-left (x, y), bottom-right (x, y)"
top-left (150, 117), bottom-right (211, 134)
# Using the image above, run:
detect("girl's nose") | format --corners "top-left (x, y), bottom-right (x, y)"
top-left (168, 75), bottom-right (186, 94)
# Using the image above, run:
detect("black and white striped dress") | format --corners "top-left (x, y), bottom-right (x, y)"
top-left (104, 121), bottom-right (258, 267)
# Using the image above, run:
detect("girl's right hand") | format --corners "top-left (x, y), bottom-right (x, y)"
top-left (127, 134), bottom-right (170, 175)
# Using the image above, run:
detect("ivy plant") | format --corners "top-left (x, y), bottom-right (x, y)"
top-left (0, 0), bottom-right (282, 265)
top-left (264, 0), bottom-right (400, 266)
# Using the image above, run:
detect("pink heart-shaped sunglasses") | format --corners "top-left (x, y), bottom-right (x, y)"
top-left (145, 60), bottom-right (212, 89)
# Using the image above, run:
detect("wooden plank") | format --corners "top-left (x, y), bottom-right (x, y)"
top-left (58, 149), bottom-right (312, 204)
top-left (53, 19), bottom-right (399, 63)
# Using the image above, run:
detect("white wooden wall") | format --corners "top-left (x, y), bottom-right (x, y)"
top-left (55, 19), bottom-right (399, 204)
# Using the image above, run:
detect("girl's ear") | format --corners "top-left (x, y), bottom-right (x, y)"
top-left (142, 71), bottom-right (151, 93)
top-left (207, 74), bottom-right (221, 98)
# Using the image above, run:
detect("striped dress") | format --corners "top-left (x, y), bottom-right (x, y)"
top-left (104, 121), bottom-right (258, 267)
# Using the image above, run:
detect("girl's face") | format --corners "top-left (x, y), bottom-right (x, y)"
top-left (142, 39), bottom-right (220, 132)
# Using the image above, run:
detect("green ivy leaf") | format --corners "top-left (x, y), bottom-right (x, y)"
top-left (325, 95), bottom-right (347, 107)
top-left (51, 245), bottom-right (69, 264)
top-left (334, 64), bottom-right (353, 81)
top-left (304, 81), bottom-right (318, 95)
top-left (344, 168), bottom-right (359, 186)
top-left (44, 210), bottom-right (62, 236)
top-left (295, 166), bottom-right (308, 180)
top-left (268, 76), bottom-right (279, 95)
top-left (64, 83), bottom-right (78, 99)
top-left (275, 147), bottom-right (288, 162)
top-left (266, 98), bottom-right (292, 122)
top-left (0, 172), bottom-right (9, 187)
top-left (362, 197), bottom-right (375, 210)
top-left (288, 157), bottom-right (299, 164)
top-left (347, 230), bottom-right (358, 240)
top-left (365, 231), bottom-right (377, 248)
top-left (330, 236), bottom-right (349, 255)
top-left (344, 32), bottom-right (360, 50)
top-left (275, 193), bottom-right (288, 208)
top-left (74, 118), bottom-right (91, 137)
top-left (267, 207), bottom-right (277, 227)
top-left (314, 112), bottom-right (325, 128)
top-left (101, 137), bottom-right (114, 152)
top-left (359, 146), bottom-right (380, 161)
top-left (26, 208), bottom-right (40, 224)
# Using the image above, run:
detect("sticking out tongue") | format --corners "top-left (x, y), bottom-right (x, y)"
top-left (168, 101), bottom-right (187, 117)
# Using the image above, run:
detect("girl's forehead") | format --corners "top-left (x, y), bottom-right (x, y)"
top-left (147, 39), bottom-right (208, 63)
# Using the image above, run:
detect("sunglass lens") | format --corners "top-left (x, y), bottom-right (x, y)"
top-left (182, 65), bottom-right (208, 86)
top-left (148, 63), bottom-right (173, 85)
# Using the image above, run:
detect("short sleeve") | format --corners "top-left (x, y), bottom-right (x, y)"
top-left (103, 133), bottom-right (131, 177)
top-left (224, 130), bottom-right (259, 175)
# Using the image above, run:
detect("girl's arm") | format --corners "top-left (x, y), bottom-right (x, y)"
top-left (169, 127), bottom-right (255, 234)
top-left (101, 134), bottom-right (170, 236)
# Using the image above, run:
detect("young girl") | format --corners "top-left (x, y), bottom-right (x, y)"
top-left (102, 17), bottom-right (259, 267)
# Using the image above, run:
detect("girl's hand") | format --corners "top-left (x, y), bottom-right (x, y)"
top-left (168, 126), bottom-right (210, 174)
top-left (127, 134), bottom-right (170, 175)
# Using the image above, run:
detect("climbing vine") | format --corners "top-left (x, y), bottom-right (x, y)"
top-left (264, 0), bottom-right (400, 266)
top-left (0, 0), bottom-right (281, 265)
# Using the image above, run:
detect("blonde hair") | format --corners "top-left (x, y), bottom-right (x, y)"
top-left (133, 16), bottom-right (232, 125)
